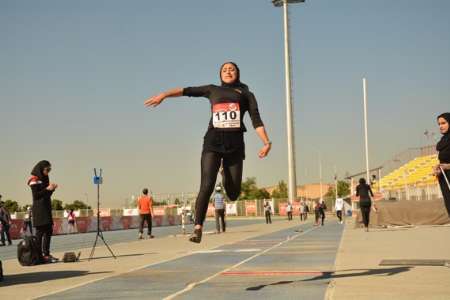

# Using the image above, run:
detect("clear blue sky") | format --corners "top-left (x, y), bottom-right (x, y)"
top-left (1, 0), bottom-right (449, 207)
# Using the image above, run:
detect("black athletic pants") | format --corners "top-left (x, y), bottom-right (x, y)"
top-left (215, 209), bottom-right (226, 232)
top-left (24, 221), bottom-right (33, 235)
top-left (438, 170), bottom-right (450, 216)
top-left (139, 214), bottom-right (152, 235)
top-left (287, 211), bottom-right (293, 221)
top-left (265, 211), bottom-right (272, 224)
top-left (195, 151), bottom-right (243, 226)
top-left (0, 223), bottom-right (11, 245)
top-left (35, 224), bottom-right (53, 256)
top-left (315, 211), bottom-right (320, 224)
top-left (336, 210), bottom-right (342, 222)
top-left (360, 206), bottom-right (371, 228)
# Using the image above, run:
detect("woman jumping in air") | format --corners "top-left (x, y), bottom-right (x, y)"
top-left (144, 62), bottom-right (272, 243)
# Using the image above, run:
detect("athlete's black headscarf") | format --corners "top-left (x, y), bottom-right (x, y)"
top-left (436, 113), bottom-right (450, 163)
top-left (31, 160), bottom-right (51, 187)
top-left (219, 62), bottom-right (249, 91)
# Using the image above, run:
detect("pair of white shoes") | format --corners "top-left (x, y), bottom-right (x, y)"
top-left (138, 233), bottom-right (155, 240)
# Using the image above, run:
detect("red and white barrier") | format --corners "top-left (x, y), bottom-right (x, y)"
top-left (245, 200), bottom-right (257, 216)
top-left (9, 214), bottom-right (187, 240)
top-left (278, 201), bottom-right (301, 216)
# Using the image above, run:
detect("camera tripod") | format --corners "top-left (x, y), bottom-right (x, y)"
top-left (89, 168), bottom-right (116, 260)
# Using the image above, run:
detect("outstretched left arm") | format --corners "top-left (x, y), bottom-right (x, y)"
top-left (255, 126), bottom-right (271, 158)
top-left (247, 92), bottom-right (271, 158)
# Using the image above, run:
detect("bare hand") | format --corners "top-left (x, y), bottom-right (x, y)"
top-left (440, 163), bottom-right (450, 171)
top-left (144, 93), bottom-right (166, 108)
top-left (372, 205), bottom-right (378, 213)
top-left (258, 144), bottom-right (271, 158)
top-left (433, 164), bottom-right (442, 176)
top-left (47, 183), bottom-right (58, 191)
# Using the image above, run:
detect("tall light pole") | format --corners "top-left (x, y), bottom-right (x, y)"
top-left (334, 165), bottom-right (338, 196)
top-left (363, 78), bottom-right (370, 182)
top-left (272, 0), bottom-right (305, 204)
top-left (319, 153), bottom-right (323, 201)
top-left (334, 165), bottom-right (338, 210)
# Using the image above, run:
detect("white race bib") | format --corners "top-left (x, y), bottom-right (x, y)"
top-left (212, 102), bottom-right (240, 128)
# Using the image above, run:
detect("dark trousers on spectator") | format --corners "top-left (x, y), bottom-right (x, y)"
top-left (287, 211), bottom-right (292, 221)
top-left (35, 224), bottom-right (53, 256)
top-left (336, 210), bottom-right (342, 222)
top-left (23, 221), bottom-right (33, 235)
top-left (139, 214), bottom-right (152, 235)
top-left (360, 206), bottom-right (371, 228)
top-left (300, 212), bottom-right (308, 221)
top-left (1, 224), bottom-right (12, 245)
top-left (215, 209), bottom-right (226, 232)
top-left (265, 211), bottom-right (272, 224)
top-left (438, 171), bottom-right (450, 216)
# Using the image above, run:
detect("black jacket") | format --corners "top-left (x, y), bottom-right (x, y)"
top-left (0, 207), bottom-right (11, 225)
top-left (356, 184), bottom-right (374, 207)
top-left (28, 161), bottom-right (54, 227)
top-left (29, 176), bottom-right (53, 227)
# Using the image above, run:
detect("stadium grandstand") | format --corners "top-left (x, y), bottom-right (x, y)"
top-left (376, 145), bottom-right (441, 201)
top-left (349, 145), bottom-right (449, 226)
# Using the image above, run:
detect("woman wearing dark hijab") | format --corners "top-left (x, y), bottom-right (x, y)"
top-left (28, 160), bottom-right (59, 263)
top-left (144, 62), bottom-right (271, 243)
top-left (434, 113), bottom-right (450, 216)
top-left (356, 177), bottom-right (374, 232)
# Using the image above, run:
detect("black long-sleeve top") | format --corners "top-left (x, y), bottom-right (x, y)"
top-left (28, 176), bottom-right (54, 227)
top-left (356, 184), bottom-right (374, 201)
top-left (0, 207), bottom-right (11, 225)
top-left (183, 84), bottom-right (264, 156)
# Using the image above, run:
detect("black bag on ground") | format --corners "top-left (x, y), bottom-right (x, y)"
top-left (17, 236), bottom-right (41, 266)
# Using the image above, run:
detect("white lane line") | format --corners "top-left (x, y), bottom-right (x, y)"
top-left (192, 250), bottom-right (225, 254)
top-left (233, 248), bottom-right (261, 253)
top-left (324, 220), bottom-right (346, 300)
top-left (192, 249), bottom-right (261, 254)
top-left (163, 226), bottom-right (317, 300)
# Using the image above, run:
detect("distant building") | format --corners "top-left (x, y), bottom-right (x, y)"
top-left (264, 183), bottom-right (332, 201)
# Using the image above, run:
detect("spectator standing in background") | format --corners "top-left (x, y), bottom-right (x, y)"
top-left (137, 188), bottom-right (154, 239)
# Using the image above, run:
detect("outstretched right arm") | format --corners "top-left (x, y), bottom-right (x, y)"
top-left (144, 88), bottom-right (184, 108)
top-left (144, 85), bottom-right (212, 108)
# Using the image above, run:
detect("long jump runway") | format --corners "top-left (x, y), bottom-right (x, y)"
top-left (41, 221), bottom-right (344, 300)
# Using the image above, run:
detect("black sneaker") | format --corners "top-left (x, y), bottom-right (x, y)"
top-left (189, 228), bottom-right (202, 244)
